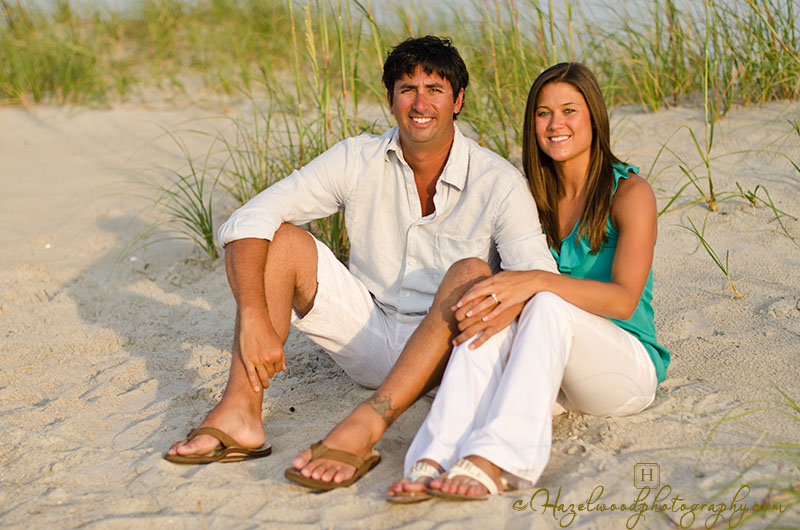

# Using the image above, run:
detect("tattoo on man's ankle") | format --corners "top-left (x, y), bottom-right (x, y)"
top-left (366, 395), bottom-right (397, 425)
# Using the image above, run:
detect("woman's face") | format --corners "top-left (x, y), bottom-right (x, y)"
top-left (534, 81), bottom-right (593, 170)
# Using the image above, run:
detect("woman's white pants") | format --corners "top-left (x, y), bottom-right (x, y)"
top-left (404, 291), bottom-right (658, 486)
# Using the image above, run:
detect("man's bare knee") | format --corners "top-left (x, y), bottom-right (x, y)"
top-left (428, 258), bottom-right (491, 312)
top-left (444, 257), bottom-right (492, 284)
top-left (266, 223), bottom-right (318, 314)
top-left (270, 223), bottom-right (315, 256)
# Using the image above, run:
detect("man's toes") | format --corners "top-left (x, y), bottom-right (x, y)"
top-left (175, 440), bottom-right (195, 456)
top-left (300, 457), bottom-right (323, 477)
top-left (292, 448), bottom-right (312, 470)
top-left (323, 465), bottom-right (343, 483)
top-left (307, 461), bottom-right (355, 483)
top-left (310, 462), bottom-right (330, 481)
top-left (334, 465), bottom-right (356, 484)
top-left (311, 462), bottom-right (340, 482)
top-left (168, 436), bottom-right (195, 455)
top-left (176, 435), bottom-right (217, 456)
top-left (304, 460), bottom-right (330, 480)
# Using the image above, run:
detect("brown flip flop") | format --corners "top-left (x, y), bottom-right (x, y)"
top-left (284, 441), bottom-right (381, 490)
top-left (164, 426), bottom-right (272, 464)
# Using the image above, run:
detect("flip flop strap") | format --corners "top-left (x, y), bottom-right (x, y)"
top-left (309, 441), bottom-right (365, 469)
top-left (446, 459), bottom-right (499, 495)
top-left (406, 461), bottom-right (441, 483)
top-left (186, 427), bottom-right (240, 449)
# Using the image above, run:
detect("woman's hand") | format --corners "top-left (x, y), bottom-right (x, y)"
top-left (451, 299), bottom-right (526, 349)
top-left (450, 270), bottom-right (547, 348)
top-left (456, 270), bottom-right (544, 320)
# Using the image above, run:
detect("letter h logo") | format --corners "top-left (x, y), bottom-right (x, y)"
top-left (634, 463), bottom-right (660, 489)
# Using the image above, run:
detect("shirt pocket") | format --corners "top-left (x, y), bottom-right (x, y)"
top-left (434, 233), bottom-right (491, 268)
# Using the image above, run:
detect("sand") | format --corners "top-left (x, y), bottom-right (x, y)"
top-left (1, 99), bottom-right (798, 529)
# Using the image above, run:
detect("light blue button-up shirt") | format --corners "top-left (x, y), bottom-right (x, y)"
top-left (218, 125), bottom-right (557, 317)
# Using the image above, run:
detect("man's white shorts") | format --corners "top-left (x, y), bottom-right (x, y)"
top-left (290, 237), bottom-right (424, 388)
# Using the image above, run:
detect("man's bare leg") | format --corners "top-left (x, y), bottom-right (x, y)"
top-left (167, 224), bottom-right (319, 457)
top-left (291, 258), bottom-right (492, 484)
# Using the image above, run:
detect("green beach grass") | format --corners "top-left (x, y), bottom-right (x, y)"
top-left (3, 0), bottom-right (797, 118)
top-left (5, 2), bottom-right (797, 518)
top-left (4, 0), bottom-right (798, 261)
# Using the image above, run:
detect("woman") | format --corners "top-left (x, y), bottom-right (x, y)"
top-left (387, 62), bottom-right (670, 502)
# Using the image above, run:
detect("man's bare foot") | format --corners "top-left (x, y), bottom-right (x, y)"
top-left (429, 455), bottom-right (503, 497)
top-left (386, 459), bottom-right (444, 498)
top-left (167, 395), bottom-right (265, 457)
top-left (291, 402), bottom-right (386, 485)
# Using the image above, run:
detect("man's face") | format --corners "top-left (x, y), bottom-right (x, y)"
top-left (388, 66), bottom-right (464, 151)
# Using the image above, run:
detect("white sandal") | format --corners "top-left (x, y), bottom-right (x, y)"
top-left (428, 458), bottom-right (507, 501)
top-left (386, 460), bottom-right (441, 504)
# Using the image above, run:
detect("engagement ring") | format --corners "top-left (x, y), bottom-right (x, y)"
top-left (491, 293), bottom-right (499, 304)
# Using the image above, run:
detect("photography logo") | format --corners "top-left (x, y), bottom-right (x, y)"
top-left (634, 463), bottom-right (660, 489)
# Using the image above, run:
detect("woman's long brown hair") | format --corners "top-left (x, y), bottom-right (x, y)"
top-left (522, 62), bottom-right (623, 254)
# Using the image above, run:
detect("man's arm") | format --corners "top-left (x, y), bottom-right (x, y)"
top-left (218, 138), bottom-right (355, 246)
top-left (217, 139), bottom-right (360, 389)
top-left (225, 238), bottom-right (286, 392)
top-left (493, 178), bottom-right (558, 275)
top-left (452, 176), bottom-right (557, 348)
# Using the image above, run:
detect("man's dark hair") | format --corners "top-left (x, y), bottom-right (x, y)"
top-left (382, 36), bottom-right (469, 118)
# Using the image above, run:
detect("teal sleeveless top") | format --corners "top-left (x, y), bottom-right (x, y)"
top-left (550, 163), bottom-right (670, 383)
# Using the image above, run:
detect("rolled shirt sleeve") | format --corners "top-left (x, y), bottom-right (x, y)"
top-left (216, 124), bottom-right (556, 317)
top-left (493, 177), bottom-right (558, 274)
top-left (217, 139), bottom-right (355, 245)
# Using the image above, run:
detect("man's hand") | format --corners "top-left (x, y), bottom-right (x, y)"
top-left (237, 310), bottom-right (286, 392)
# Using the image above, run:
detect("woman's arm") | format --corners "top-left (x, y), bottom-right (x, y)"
top-left (454, 174), bottom-right (657, 344)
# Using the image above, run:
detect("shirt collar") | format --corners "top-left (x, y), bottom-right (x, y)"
top-left (385, 124), bottom-right (469, 191)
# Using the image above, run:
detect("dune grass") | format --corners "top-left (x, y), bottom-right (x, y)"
top-left (5, 1), bottom-right (797, 114)
top-left (0, 0), bottom-right (122, 104)
top-left (790, 119), bottom-right (800, 177)
top-left (682, 215), bottom-right (745, 298)
top-left (132, 127), bottom-right (223, 260)
top-left (0, 0), bottom-right (297, 103)
top-left (697, 387), bottom-right (800, 527)
top-left (6, 0), bottom-right (796, 257)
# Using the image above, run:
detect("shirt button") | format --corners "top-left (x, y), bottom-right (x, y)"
top-left (404, 292), bottom-right (410, 297)
top-left (408, 258), bottom-right (416, 265)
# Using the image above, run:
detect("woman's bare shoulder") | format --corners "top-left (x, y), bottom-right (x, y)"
top-left (612, 171), bottom-right (657, 226)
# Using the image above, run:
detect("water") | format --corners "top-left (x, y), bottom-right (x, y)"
top-left (16, 0), bottom-right (692, 20)
top-left (16, 0), bottom-right (797, 35)
top-left (19, 0), bottom-right (134, 13)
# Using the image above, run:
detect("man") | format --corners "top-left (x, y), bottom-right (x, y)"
top-left (166, 36), bottom-right (556, 489)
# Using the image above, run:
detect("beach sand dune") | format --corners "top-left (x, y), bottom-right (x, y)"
top-left (1, 101), bottom-right (798, 528)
